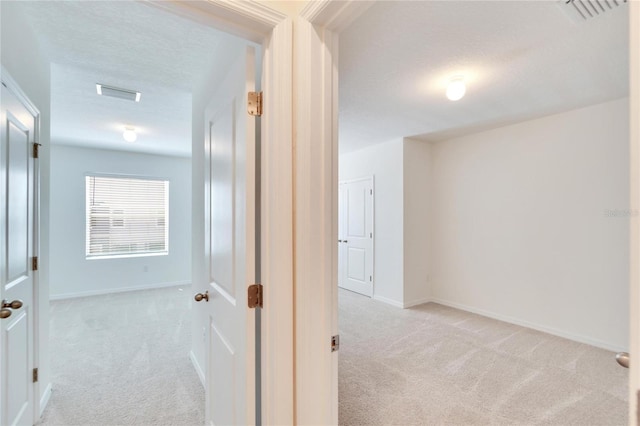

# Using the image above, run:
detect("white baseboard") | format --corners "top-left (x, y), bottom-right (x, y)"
top-left (373, 294), bottom-right (431, 309)
top-left (430, 297), bottom-right (626, 353)
top-left (39, 382), bottom-right (52, 417)
top-left (190, 350), bottom-right (205, 387)
top-left (50, 281), bottom-right (191, 301)
top-left (372, 294), bottom-right (404, 308)
top-left (403, 297), bottom-right (431, 309)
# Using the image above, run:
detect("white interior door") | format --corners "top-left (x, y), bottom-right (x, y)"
top-left (338, 177), bottom-right (374, 297)
top-left (0, 81), bottom-right (37, 426)
top-left (199, 46), bottom-right (257, 426)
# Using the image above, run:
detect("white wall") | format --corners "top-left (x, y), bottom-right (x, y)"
top-left (403, 138), bottom-right (432, 307)
top-left (339, 139), bottom-right (404, 306)
top-left (430, 98), bottom-right (630, 351)
top-left (49, 145), bottom-right (191, 299)
top-left (1, 1), bottom-right (53, 413)
top-left (341, 99), bottom-right (629, 351)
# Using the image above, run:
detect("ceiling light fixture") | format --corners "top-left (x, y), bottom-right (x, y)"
top-left (122, 127), bottom-right (137, 143)
top-left (446, 76), bottom-right (466, 101)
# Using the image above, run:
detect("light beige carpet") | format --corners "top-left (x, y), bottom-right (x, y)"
top-left (338, 289), bottom-right (629, 426)
top-left (38, 286), bottom-right (204, 426)
top-left (39, 286), bottom-right (628, 425)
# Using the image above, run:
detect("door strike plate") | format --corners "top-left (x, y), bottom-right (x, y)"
top-left (331, 335), bottom-right (340, 352)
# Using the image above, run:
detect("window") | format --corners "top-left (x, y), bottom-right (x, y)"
top-left (86, 175), bottom-right (169, 259)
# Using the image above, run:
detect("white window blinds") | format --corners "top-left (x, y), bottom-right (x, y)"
top-left (86, 175), bottom-right (169, 258)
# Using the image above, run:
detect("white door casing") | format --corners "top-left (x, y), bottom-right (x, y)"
top-left (294, 3), bottom-right (373, 423)
top-left (202, 46), bottom-right (257, 426)
top-left (338, 178), bottom-right (374, 297)
top-left (153, 1), bottom-right (295, 421)
top-left (0, 78), bottom-right (38, 426)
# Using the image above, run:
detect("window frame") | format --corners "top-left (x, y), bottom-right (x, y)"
top-left (85, 173), bottom-right (170, 260)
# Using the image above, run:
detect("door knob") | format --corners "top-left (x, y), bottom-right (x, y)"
top-left (616, 352), bottom-right (629, 368)
top-left (194, 291), bottom-right (209, 302)
top-left (0, 309), bottom-right (11, 319)
top-left (343, 240), bottom-right (348, 243)
top-left (2, 299), bottom-right (22, 310)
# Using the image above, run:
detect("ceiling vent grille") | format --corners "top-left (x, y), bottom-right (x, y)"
top-left (560, 0), bottom-right (627, 21)
top-left (96, 84), bottom-right (141, 102)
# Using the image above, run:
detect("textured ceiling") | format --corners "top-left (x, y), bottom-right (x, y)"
top-left (18, 1), bottom-right (247, 157)
top-left (339, 1), bottom-right (629, 153)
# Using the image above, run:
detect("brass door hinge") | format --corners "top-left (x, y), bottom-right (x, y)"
top-left (32, 257), bottom-right (38, 271)
top-left (33, 368), bottom-right (38, 383)
top-left (331, 335), bottom-right (340, 352)
top-left (33, 143), bottom-right (41, 159)
top-left (248, 284), bottom-right (263, 308)
top-left (248, 92), bottom-right (263, 117)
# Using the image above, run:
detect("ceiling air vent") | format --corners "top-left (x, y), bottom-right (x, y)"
top-left (96, 83), bottom-right (141, 102)
top-left (559, 0), bottom-right (627, 22)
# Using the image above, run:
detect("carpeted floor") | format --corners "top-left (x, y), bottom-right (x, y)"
top-left (40, 286), bottom-right (628, 426)
top-left (338, 289), bottom-right (629, 425)
top-left (39, 286), bottom-right (204, 426)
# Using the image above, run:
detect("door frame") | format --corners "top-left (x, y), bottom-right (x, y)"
top-left (148, 2), bottom-right (295, 422)
top-left (293, 2), bottom-right (374, 423)
top-left (0, 66), bottom-right (42, 423)
top-left (142, 1), bottom-right (371, 424)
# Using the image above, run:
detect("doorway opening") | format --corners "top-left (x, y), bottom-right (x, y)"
top-left (5, 1), bottom-right (261, 424)
top-left (336, 1), bottom-right (630, 424)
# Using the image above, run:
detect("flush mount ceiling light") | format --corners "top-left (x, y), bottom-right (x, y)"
top-left (122, 127), bottom-right (137, 143)
top-left (96, 83), bottom-right (141, 102)
top-left (446, 76), bottom-right (466, 101)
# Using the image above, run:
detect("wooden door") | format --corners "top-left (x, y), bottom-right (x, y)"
top-left (0, 80), bottom-right (37, 426)
top-left (338, 177), bottom-right (374, 297)
top-left (198, 45), bottom-right (257, 426)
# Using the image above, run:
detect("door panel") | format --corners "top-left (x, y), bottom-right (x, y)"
top-left (210, 105), bottom-right (236, 300)
top-left (202, 46), bottom-right (257, 426)
top-left (7, 311), bottom-right (29, 424)
top-left (338, 178), bottom-right (374, 297)
top-left (1, 83), bottom-right (36, 426)
top-left (210, 320), bottom-right (235, 426)
top-left (7, 119), bottom-right (29, 281)
top-left (347, 247), bottom-right (366, 282)
top-left (347, 187), bottom-right (366, 238)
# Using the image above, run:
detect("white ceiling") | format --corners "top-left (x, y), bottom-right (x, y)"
top-left (17, 1), bottom-right (630, 156)
top-left (339, 1), bottom-right (629, 153)
top-left (18, 1), bottom-right (247, 157)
